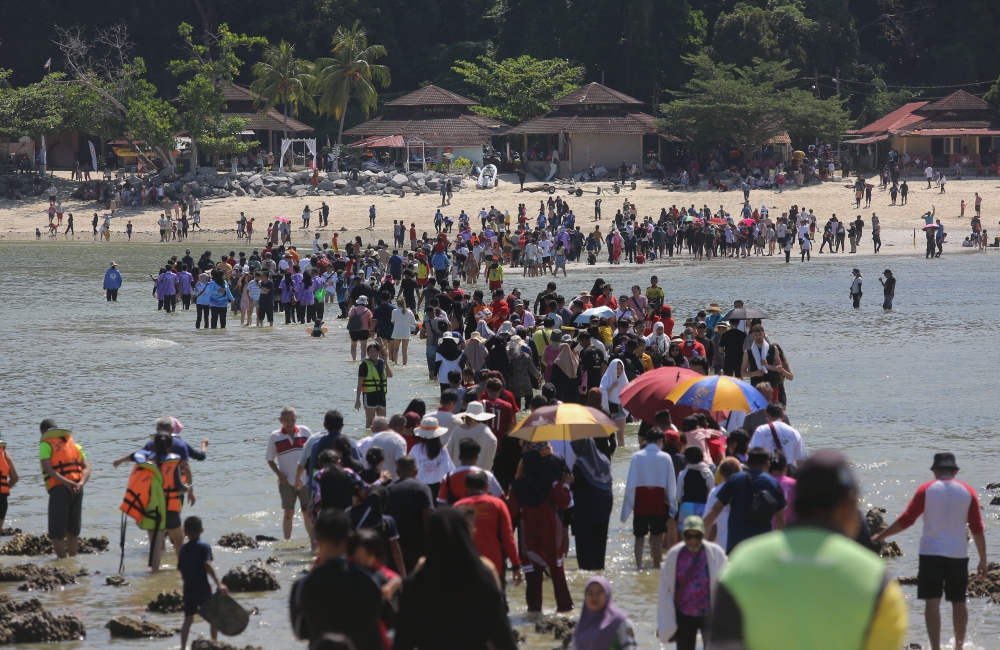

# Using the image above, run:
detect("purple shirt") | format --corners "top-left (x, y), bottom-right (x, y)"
top-left (158, 272), bottom-right (178, 296)
top-left (279, 279), bottom-right (294, 303)
top-left (177, 271), bottom-right (194, 294)
top-left (675, 546), bottom-right (711, 617)
top-left (294, 278), bottom-right (316, 305)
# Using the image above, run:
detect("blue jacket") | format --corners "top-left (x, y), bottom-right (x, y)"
top-left (194, 281), bottom-right (212, 306)
top-left (207, 280), bottom-right (234, 307)
top-left (104, 268), bottom-right (122, 290)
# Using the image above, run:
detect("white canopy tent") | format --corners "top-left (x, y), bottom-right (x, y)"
top-left (280, 138), bottom-right (319, 169)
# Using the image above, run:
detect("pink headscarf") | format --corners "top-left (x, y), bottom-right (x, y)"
top-left (170, 417), bottom-right (184, 434)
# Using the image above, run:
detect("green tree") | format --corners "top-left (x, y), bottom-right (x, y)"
top-left (452, 55), bottom-right (585, 125)
top-left (170, 22), bottom-right (265, 168)
top-left (312, 20), bottom-right (391, 146)
top-left (0, 71), bottom-right (67, 136)
top-left (659, 54), bottom-right (849, 155)
top-left (251, 41), bottom-right (315, 166)
top-left (712, 3), bottom-right (817, 70)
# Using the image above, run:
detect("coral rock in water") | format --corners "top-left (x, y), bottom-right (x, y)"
top-left (106, 616), bottom-right (174, 638)
top-left (0, 563), bottom-right (78, 591)
top-left (0, 533), bottom-right (109, 556)
top-left (146, 590), bottom-right (185, 613)
top-left (191, 639), bottom-right (262, 650)
top-left (105, 575), bottom-right (130, 587)
top-left (0, 595), bottom-right (86, 643)
top-left (221, 565), bottom-right (280, 592)
top-left (217, 532), bottom-right (258, 549)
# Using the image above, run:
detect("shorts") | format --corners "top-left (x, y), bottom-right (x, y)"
top-left (184, 591), bottom-right (212, 617)
top-left (917, 555), bottom-right (969, 602)
top-left (0, 494), bottom-right (7, 521)
top-left (633, 513), bottom-right (668, 537)
top-left (363, 392), bottom-right (387, 409)
top-left (543, 256), bottom-right (551, 264)
top-left (166, 511), bottom-right (182, 530)
top-left (279, 483), bottom-right (311, 511)
top-left (48, 485), bottom-right (83, 540)
top-left (349, 330), bottom-right (370, 341)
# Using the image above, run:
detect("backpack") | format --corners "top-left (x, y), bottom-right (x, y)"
top-left (347, 308), bottom-right (364, 331)
top-left (745, 473), bottom-right (779, 527)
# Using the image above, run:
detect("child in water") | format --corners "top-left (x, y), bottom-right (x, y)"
top-left (311, 320), bottom-right (325, 337)
top-left (178, 516), bottom-right (225, 650)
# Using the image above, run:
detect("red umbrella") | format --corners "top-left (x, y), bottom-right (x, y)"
top-left (739, 218), bottom-right (756, 227)
top-left (709, 218), bottom-right (728, 225)
top-left (620, 367), bottom-right (730, 424)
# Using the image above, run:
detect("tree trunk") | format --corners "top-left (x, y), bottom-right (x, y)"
top-left (190, 141), bottom-right (199, 173)
top-left (336, 100), bottom-right (348, 147)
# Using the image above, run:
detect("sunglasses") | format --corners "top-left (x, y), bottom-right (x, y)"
top-left (683, 532), bottom-right (704, 541)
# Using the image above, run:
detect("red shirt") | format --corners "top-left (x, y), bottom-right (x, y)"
top-left (595, 295), bottom-right (618, 310)
top-left (480, 397), bottom-right (515, 440)
top-left (409, 227), bottom-right (416, 240)
top-left (680, 340), bottom-right (706, 359)
top-left (454, 493), bottom-right (520, 571)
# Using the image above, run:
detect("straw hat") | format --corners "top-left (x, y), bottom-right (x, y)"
top-left (416, 416), bottom-right (449, 439)
top-left (459, 402), bottom-right (496, 422)
top-left (706, 302), bottom-right (721, 313)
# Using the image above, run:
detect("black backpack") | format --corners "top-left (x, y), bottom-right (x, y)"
top-left (745, 473), bottom-right (778, 527)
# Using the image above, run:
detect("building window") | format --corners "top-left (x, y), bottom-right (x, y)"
top-left (953, 138), bottom-right (962, 154)
top-left (943, 139), bottom-right (951, 154)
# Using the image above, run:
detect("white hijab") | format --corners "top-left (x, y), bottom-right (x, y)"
top-left (645, 322), bottom-right (669, 352)
top-left (599, 359), bottom-right (630, 413)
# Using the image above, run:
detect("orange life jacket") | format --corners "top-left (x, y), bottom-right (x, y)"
top-left (120, 460), bottom-right (166, 531)
top-left (41, 430), bottom-right (83, 491)
top-left (0, 446), bottom-right (10, 495)
top-left (158, 455), bottom-right (185, 513)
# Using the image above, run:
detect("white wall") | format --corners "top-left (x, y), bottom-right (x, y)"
top-left (571, 133), bottom-right (642, 173)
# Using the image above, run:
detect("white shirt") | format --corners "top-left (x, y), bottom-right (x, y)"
top-left (851, 277), bottom-right (862, 294)
top-left (925, 166), bottom-right (933, 178)
top-left (750, 421), bottom-right (807, 463)
top-left (390, 307), bottom-right (417, 340)
top-left (704, 483), bottom-right (731, 550)
top-left (445, 423), bottom-right (497, 471)
top-left (265, 426), bottom-right (315, 481)
top-left (537, 240), bottom-right (552, 256)
top-left (412, 442), bottom-right (455, 485)
top-left (368, 430), bottom-right (408, 479)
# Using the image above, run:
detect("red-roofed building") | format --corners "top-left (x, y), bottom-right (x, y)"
top-left (849, 91), bottom-right (1000, 167)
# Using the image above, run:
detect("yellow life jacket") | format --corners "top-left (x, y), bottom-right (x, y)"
top-left (362, 359), bottom-right (387, 393)
top-left (40, 429), bottom-right (83, 491)
top-left (120, 460), bottom-right (166, 531)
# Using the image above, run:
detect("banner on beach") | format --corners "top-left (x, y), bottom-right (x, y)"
top-left (41, 135), bottom-right (46, 167)
top-left (89, 141), bottom-right (98, 172)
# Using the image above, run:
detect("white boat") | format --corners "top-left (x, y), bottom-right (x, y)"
top-left (477, 164), bottom-right (498, 189)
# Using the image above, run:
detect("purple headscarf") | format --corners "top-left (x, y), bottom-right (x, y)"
top-left (573, 576), bottom-right (628, 650)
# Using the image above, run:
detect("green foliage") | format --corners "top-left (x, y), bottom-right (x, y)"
top-left (713, 3), bottom-right (816, 70)
top-left (933, 44), bottom-right (977, 85)
top-left (311, 20), bottom-right (391, 145)
top-left (453, 55), bottom-right (584, 125)
top-left (0, 70), bottom-right (66, 136)
top-left (251, 41), bottom-right (315, 121)
top-left (659, 54), bottom-right (850, 153)
top-left (452, 156), bottom-right (472, 170)
top-left (125, 96), bottom-right (179, 154)
top-left (170, 23), bottom-right (265, 162)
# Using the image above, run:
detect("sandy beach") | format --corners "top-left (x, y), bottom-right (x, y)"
top-left (1, 170), bottom-right (994, 256)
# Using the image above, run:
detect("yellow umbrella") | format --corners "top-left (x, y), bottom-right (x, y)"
top-left (509, 404), bottom-right (617, 442)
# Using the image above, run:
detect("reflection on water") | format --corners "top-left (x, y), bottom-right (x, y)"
top-left (1, 243), bottom-right (999, 649)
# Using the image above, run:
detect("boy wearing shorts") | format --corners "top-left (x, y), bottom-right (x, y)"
top-left (179, 516), bottom-right (226, 650)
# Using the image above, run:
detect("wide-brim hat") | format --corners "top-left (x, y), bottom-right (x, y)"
top-left (460, 402), bottom-right (495, 421)
top-left (417, 416), bottom-right (448, 438)
top-left (356, 296), bottom-right (369, 305)
top-left (706, 302), bottom-right (721, 313)
top-left (931, 452), bottom-right (959, 471)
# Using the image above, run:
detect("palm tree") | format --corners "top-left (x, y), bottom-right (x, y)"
top-left (251, 40), bottom-right (314, 166)
top-left (311, 21), bottom-right (391, 147)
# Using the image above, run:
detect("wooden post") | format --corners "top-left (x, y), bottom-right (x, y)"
top-left (568, 132), bottom-right (573, 174)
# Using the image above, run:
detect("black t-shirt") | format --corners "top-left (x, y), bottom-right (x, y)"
top-left (579, 346), bottom-right (606, 388)
top-left (719, 328), bottom-right (747, 367)
top-left (291, 558), bottom-right (385, 650)
top-left (259, 280), bottom-right (274, 305)
top-left (372, 302), bottom-right (396, 337)
top-left (401, 277), bottom-right (418, 306)
top-left (883, 276), bottom-right (896, 295)
top-left (386, 478), bottom-right (433, 567)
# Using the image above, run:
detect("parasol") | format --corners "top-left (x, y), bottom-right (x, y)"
top-left (509, 404), bottom-right (618, 442)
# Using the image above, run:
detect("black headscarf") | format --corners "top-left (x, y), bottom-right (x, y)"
top-left (571, 438), bottom-right (613, 491)
top-left (437, 336), bottom-right (462, 362)
top-left (511, 449), bottom-right (566, 507)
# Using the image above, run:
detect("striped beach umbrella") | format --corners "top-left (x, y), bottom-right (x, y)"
top-left (509, 404), bottom-right (617, 442)
top-left (664, 375), bottom-right (769, 413)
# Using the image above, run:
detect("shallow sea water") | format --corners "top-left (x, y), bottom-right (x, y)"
top-left (1, 241), bottom-right (999, 649)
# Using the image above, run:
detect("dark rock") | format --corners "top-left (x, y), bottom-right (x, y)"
top-left (221, 565), bottom-right (280, 592)
top-left (986, 483), bottom-right (1000, 490)
top-left (106, 616), bottom-right (174, 638)
top-left (105, 575), bottom-right (129, 587)
top-left (254, 535), bottom-right (278, 542)
top-left (147, 590), bottom-right (184, 613)
top-left (865, 508), bottom-right (888, 535)
top-left (535, 615), bottom-right (575, 639)
top-left (991, 495), bottom-right (1000, 505)
top-left (191, 639), bottom-right (262, 650)
top-left (900, 562), bottom-right (1000, 598)
top-left (897, 575), bottom-right (918, 585)
top-left (1, 527), bottom-right (22, 536)
top-left (264, 556), bottom-right (283, 566)
top-left (514, 630), bottom-right (527, 644)
top-left (0, 533), bottom-right (108, 556)
top-left (76, 568), bottom-right (89, 577)
top-left (880, 541), bottom-right (903, 558)
top-left (218, 532), bottom-right (258, 549)
top-left (0, 594), bottom-right (86, 643)
top-left (0, 563), bottom-right (77, 591)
